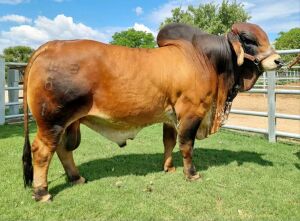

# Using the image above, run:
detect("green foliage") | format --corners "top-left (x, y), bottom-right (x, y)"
top-left (275, 28), bottom-right (300, 50)
top-left (161, 0), bottom-right (251, 35)
top-left (2, 46), bottom-right (34, 63)
top-left (110, 28), bottom-right (156, 48)
top-left (274, 28), bottom-right (300, 64)
top-left (0, 123), bottom-right (299, 220)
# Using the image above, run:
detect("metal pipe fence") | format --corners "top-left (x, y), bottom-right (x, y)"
top-left (0, 60), bottom-right (28, 123)
top-left (0, 49), bottom-right (299, 142)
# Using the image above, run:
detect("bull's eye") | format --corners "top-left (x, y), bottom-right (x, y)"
top-left (243, 38), bottom-right (258, 46)
top-left (240, 32), bottom-right (259, 47)
top-left (239, 33), bottom-right (259, 55)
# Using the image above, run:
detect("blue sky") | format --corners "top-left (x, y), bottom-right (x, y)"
top-left (0, 0), bottom-right (299, 53)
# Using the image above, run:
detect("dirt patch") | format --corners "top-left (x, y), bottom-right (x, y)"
top-left (226, 92), bottom-right (300, 134)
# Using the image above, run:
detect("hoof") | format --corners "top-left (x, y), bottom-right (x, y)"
top-left (33, 188), bottom-right (52, 202)
top-left (185, 172), bottom-right (201, 181)
top-left (164, 166), bottom-right (176, 173)
top-left (71, 176), bottom-right (86, 185)
top-left (118, 142), bottom-right (127, 148)
top-left (37, 193), bottom-right (52, 202)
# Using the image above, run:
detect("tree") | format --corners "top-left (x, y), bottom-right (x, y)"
top-left (110, 28), bottom-right (156, 48)
top-left (275, 28), bottom-right (300, 50)
top-left (274, 28), bottom-right (300, 64)
top-left (2, 46), bottom-right (34, 63)
top-left (161, 0), bottom-right (251, 35)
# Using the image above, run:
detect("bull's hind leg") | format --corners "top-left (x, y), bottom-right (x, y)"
top-left (32, 125), bottom-right (63, 202)
top-left (163, 123), bottom-right (177, 172)
top-left (56, 121), bottom-right (86, 185)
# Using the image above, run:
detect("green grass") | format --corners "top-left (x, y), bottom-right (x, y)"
top-left (0, 123), bottom-right (299, 221)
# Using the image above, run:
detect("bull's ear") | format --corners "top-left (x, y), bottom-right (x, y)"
top-left (227, 31), bottom-right (244, 66)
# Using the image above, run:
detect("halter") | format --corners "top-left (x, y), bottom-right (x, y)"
top-left (243, 52), bottom-right (267, 73)
top-left (244, 53), bottom-right (261, 66)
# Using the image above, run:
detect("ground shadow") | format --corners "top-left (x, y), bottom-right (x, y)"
top-left (50, 147), bottom-right (273, 195)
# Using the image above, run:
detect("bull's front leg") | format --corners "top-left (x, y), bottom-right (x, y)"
top-left (178, 115), bottom-right (201, 180)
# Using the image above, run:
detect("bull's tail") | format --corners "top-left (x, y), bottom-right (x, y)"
top-left (22, 74), bottom-right (33, 187)
top-left (22, 58), bottom-right (33, 188)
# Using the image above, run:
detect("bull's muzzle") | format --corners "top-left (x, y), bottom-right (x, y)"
top-left (261, 53), bottom-right (283, 71)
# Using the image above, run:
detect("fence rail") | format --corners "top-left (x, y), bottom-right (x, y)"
top-left (229, 109), bottom-right (300, 120)
top-left (0, 49), bottom-right (299, 142)
top-left (241, 88), bottom-right (300, 94)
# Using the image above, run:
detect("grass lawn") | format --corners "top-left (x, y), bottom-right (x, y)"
top-left (0, 123), bottom-right (299, 221)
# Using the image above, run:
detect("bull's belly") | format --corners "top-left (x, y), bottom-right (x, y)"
top-left (81, 104), bottom-right (178, 146)
top-left (80, 115), bottom-right (143, 147)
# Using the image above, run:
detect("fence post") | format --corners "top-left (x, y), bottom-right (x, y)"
top-left (267, 70), bottom-right (276, 142)
top-left (263, 72), bottom-right (266, 90)
top-left (7, 69), bottom-right (20, 115)
top-left (0, 59), bottom-right (5, 125)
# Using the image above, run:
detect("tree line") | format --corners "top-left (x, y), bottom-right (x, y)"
top-left (1, 0), bottom-right (299, 63)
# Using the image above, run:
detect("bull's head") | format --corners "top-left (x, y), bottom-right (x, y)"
top-left (227, 22), bottom-right (283, 91)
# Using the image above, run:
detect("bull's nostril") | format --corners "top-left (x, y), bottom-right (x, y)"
top-left (274, 59), bottom-right (284, 67)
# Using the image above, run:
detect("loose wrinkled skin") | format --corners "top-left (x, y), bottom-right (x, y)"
top-left (22, 22), bottom-right (282, 202)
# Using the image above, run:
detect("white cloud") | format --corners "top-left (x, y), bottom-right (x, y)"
top-left (259, 19), bottom-right (300, 34)
top-left (148, 0), bottom-right (211, 24)
top-left (135, 6), bottom-right (143, 16)
top-left (249, 1), bottom-right (300, 23)
top-left (133, 23), bottom-right (156, 35)
top-left (241, 1), bottom-right (255, 10)
top-left (102, 23), bottom-right (157, 38)
top-left (0, 14), bottom-right (32, 24)
top-left (149, 0), bottom-right (184, 24)
top-left (248, 0), bottom-right (300, 37)
top-left (0, 0), bottom-right (28, 4)
top-left (0, 14), bottom-right (109, 53)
